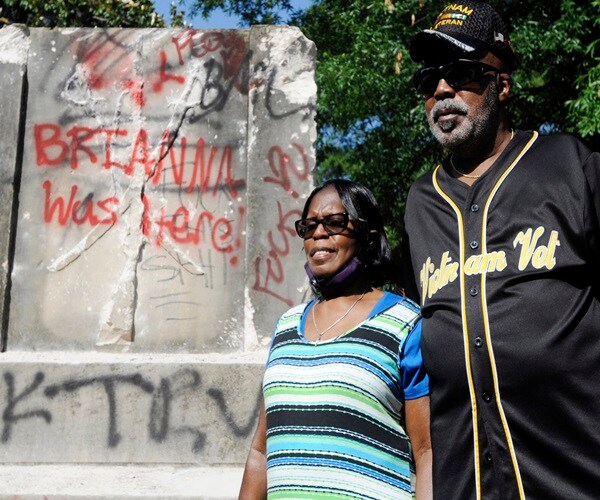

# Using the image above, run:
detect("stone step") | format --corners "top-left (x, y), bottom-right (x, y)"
top-left (0, 465), bottom-right (244, 499)
top-left (0, 353), bottom-right (264, 466)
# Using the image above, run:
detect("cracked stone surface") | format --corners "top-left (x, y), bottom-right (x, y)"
top-left (0, 28), bottom-right (27, 351)
top-left (6, 26), bottom-right (315, 353)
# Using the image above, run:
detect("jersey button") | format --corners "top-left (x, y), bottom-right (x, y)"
top-left (470, 240), bottom-right (479, 249)
top-left (485, 452), bottom-right (493, 464)
top-left (470, 203), bottom-right (480, 212)
top-left (482, 392), bottom-right (492, 403)
top-left (469, 287), bottom-right (478, 297)
top-left (474, 337), bottom-right (483, 348)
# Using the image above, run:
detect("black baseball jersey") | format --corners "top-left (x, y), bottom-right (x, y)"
top-left (402, 130), bottom-right (600, 499)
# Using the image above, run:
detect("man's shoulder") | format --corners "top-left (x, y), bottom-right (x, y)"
top-left (405, 168), bottom-right (438, 213)
top-left (407, 168), bottom-right (436, 197)
top-left (412, 168), bottom-right (436, 186)
top-left (533, 131), bottom-right (593, 157)
top-left (522, 131), bottom-right (598, 182)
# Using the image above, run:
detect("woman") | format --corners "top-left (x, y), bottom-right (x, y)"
top-left (240, 179), bottom-right (432, 499)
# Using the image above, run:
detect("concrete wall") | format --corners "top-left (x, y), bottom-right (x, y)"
top-left (0, 24), bottom-right (315, 498)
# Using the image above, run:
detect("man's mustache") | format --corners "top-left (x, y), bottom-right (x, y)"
top-left (431, 98), bottom-right (469, 121)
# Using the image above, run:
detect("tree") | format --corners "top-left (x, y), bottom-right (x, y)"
top-left (509, 0), bottom-right (600, 140)
top-left (0, 0), bottom-right (165, 27)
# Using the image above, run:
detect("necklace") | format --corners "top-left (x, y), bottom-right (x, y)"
top-left (311, 291), bottom-right (366, 345)
top-left (450, 156), bottom-right (481, 179)
top-left (450, 130), bottom-right (515, 179)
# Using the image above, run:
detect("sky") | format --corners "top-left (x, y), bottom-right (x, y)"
top-left (153, 0), bottom-right (313, 28)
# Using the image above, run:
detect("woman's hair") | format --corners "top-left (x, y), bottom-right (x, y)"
top-left (302, 179), bottom-right (394, 287)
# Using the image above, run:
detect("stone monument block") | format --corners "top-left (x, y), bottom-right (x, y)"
top-left (0, 353), bottom-right (264, 464)
top-left (0, 26), bottom-right (29, 351)
top-left (6, 27), bottom-right (314, 353)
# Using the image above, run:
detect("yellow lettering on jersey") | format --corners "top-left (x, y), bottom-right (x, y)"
top-left (419, 257), bottom-right (434, 300)
top-left (513, 226), bottom-right (560, 271)
top-left (464, 254), bottom-right (482, 275)
top-left (420, 251), bottom-right (459, 302)
top-left (464, 251), bottom-right (507, 276)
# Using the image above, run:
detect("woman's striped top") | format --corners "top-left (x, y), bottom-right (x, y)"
top-left (264, 292), bottom-right (428, 499)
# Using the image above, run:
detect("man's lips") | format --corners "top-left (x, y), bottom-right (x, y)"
top-left (434, 108), bottom-right (464, 122)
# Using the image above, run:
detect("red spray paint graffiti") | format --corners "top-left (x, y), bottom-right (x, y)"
top-left (34, 124), bottom-right (244, 195)
top-left (36, 121), bottom-right (246, 262)
top-left (264, 143), bottom-right (310, 199)
top-left (43, 180), bottom-right (119, 227)
top-left (169, 30), bottom-right (249, 95)
top-left (35, 30), bottom-right (312, 309)
top-left (252, 142), bottom-right (311, 306)
top-left (141, 195), bottom-right (244, 264)
top-left (252, 201), bottom-right (302, 307)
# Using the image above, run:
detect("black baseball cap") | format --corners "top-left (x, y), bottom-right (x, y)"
top-left (410, 1), bottom-right (515, 70)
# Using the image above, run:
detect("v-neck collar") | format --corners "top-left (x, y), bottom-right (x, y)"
top-left (298, 291), bottom-right (405, 344)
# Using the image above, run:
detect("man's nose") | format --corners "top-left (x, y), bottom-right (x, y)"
top-left (434, 78), bottom-right (456, 99)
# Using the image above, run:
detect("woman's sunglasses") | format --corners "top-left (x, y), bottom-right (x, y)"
top-left (295, 213), bottom-right (365, 239)
top-left (412, 59), bottom-right (501, 96)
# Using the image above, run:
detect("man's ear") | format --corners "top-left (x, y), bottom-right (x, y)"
top-left (498, 73), bottom-right (511, 102)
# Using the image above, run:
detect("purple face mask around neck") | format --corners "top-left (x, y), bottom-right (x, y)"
top-left (304, 257), bottom-right (365, 299)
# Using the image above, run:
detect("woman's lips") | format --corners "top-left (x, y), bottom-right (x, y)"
top-left (310, 247), bottom-right (335, 262)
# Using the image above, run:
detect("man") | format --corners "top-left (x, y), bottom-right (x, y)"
top-left (402, 1), bottom-right (600, 499)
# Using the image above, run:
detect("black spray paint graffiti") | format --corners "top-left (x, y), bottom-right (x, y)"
top-left (1, 369), bottom-right (260, 453)
top-left (263, 67), bottom-right (316, 120)
top-left (44, 373), bottom-right (154, 447)
top-left (51, 30), bottom-right (254, 127)
top-left (148, 369), bottom-right (206, 453)
top-left (2, 372), bottom-right (51, 443)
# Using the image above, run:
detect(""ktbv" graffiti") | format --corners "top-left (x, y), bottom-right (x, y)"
top-left (1, 369), bottom-right (260, 453)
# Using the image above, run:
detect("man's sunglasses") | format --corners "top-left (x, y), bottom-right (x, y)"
top-left (412, 59), bottom-right (501, 96)
top-left (294, 213), bottom-right (365, 239)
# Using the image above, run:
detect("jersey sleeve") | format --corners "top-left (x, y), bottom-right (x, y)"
top-left (581, 146), bottom-right (600, 287)
top-left (399, 318), bottom-right (429, 400)
top-left (582, 149), bottom-right (600, 212)
top-left (582, 149), bottom-right (600, 235)
top-left (400, 227), bottom-right (421, 304)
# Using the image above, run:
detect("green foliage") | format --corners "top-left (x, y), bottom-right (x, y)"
top-left (169, 1), bottom-right (187, 27)
top-left (0, 0), bottom-right (165, 27)
top-left (564, 0), bottom-right (600, 139)
top-left (507, 0), bottom-right (600, 145)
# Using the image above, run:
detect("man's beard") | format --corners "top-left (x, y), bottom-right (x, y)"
top-left (427, 81), bottom-right (500, 152)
